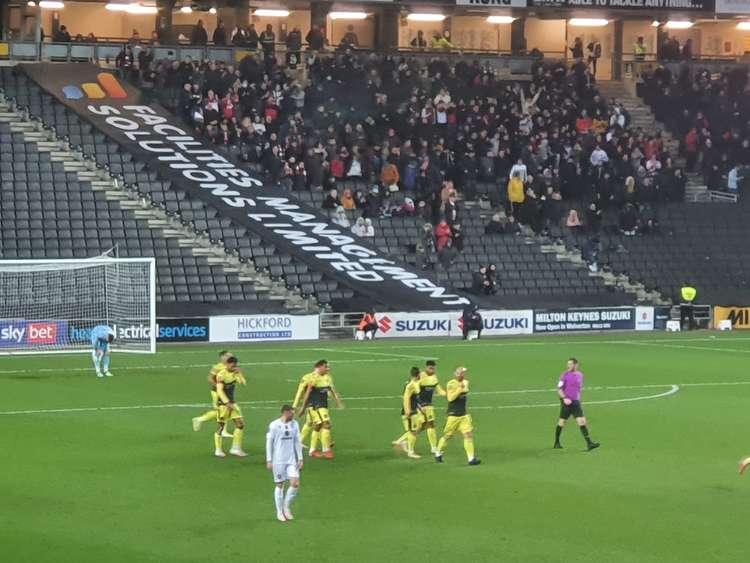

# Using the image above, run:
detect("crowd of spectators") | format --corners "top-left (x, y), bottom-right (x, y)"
top-left (110, 46), bottom-right (705, 268)
top-left (641, 64), bottom-right (750, 197)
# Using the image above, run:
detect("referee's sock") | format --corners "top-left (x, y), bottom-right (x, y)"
top-left (555, 426), bottom-right (563, 444)
top-left (579, 425), bottom-right (592, 444)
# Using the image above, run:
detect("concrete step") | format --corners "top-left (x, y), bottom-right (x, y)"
top-left (147, 219), bottom-right (171, 228)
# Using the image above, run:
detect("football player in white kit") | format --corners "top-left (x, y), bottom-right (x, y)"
top-left (266, 404), bottom-right (304, 522)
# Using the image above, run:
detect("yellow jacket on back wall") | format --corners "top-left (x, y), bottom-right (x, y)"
top-left (681, 286), bottom-right (696, 302)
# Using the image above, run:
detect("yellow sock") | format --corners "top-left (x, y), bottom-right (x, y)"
top-left (300, 422), bottom-right (311, 444)
top-left (437, 436), bottom-right (448, 453)
top-left (232, 428), bottom-right (244, 449)
top-left (395, 431), bottom-right (409, 443)
top-left (321, 428), bottom-right (332, 451)
top-left (407, 432), bottom-right (417, 453)
top-left (464, 437), bottom-right (475, 461)
top-left (310, 430), bottom-right (320, 451)
top-left (198, 410), bottom-right (217, 423)
top-left (214, 432), bottom-right (222, 450)
top-left (427, 427), bottom-right (437, 450)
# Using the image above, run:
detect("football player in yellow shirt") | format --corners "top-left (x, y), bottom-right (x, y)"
top-left (391, 367), bottom-right (423, 459)
top-left (292, 368), bottom-right (319, 448)
top-left (214, 356), bottom-right (248, 458)
top-left (298, 360), bottom-right (344, 459)
top-left (435, 367), bottom-right (481, 466)
top-left (418, 360), bottom-right (446, 454)
top-left (192, 350), bottom-right (231, 432)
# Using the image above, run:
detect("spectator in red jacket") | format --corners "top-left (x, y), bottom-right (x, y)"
top-left (434, 219), bottom-right (452, 250)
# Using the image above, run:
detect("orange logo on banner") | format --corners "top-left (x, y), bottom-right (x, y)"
top-left (62, 73), bottom-right (128, 100)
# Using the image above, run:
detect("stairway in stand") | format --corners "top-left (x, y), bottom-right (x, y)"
top-left (596, 80), bottom-right (708, 202)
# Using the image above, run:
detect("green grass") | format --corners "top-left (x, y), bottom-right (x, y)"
top-left (2, 331), bottom-right (750, 563)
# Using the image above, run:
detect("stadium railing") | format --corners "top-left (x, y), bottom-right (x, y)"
top-left (0, 39), bottom-right (560, 75)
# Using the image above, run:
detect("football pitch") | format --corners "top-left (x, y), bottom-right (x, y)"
top-left (2, 331), bottom-right (749, 563)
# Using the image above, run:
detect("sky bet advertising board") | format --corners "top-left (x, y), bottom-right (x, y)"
top-left (0, 320), bottom-right (68, 348)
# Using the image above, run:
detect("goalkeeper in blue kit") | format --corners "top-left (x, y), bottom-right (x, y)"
top-left (91, 325), bottom-right (115, 378)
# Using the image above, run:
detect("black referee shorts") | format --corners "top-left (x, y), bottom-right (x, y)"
top-left (559, 400), bottom-right (584, 419)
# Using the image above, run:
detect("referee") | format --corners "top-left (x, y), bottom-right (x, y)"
top-left (554, 358), bottom-right (600, 451)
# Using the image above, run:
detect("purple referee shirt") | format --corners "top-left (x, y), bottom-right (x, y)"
top-left (559, 371), bottom-right (584, 401)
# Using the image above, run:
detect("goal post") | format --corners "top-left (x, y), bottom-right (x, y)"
top-left (0, 258), bottom-right (156, 355)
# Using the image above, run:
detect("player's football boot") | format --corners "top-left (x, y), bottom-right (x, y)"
top-left (553, 442), bottom-right (563, 449)
top-left (587, 442), bottom-right (600, 451)
top-left (214, 449), bottom-right (226, 458)
top-left (468, 458), bottom-right (482, 466)
top-left (407, 452), bottom-right (421, 459)
top-left (276, 512), bottom-right (287, 522)
top-left (229, 447), bottom-right (248, 458)
top-left (309, 450), bottom-right (322, 458)
top-left (435, 453), bottom-right (444, 463)
top-left (104, 370), bottom-right (114, 377)
top-left (322, 450), bottom-right (334, 459)
top-left (283, 508), bottom-right (294, 521)
top-left (96, 370), bottom-right (104, 378)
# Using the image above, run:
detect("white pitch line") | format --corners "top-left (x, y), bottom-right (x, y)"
top-left (308, 347), bottom-right (435, 361)
top-left (0, 357), bottom-right (411, 376)
top-left (345, 385), bottom-right (682, 411)
top-left (9, 335), bottom-right (737, 357)
top-left (623, 342), bottom-right (750, 354)
top-left (12, 379), bottom-right (750, 417)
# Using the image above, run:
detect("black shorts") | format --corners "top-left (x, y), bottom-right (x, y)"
top-left (559, 400), bottom-right (584, 419)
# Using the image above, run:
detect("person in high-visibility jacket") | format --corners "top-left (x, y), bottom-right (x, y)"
top-left (680, 284), bottom-right (697, 330)
top-left (507, 171), bottom-right (525, 216)
top-left (357, 309), bottom-right (378, 340)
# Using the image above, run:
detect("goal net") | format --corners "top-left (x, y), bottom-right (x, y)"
top-left (0, 258), bottom-right (156, 354)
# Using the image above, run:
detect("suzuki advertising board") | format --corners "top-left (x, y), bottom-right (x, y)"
top-left (375, 310), bottom-right (533, 338)
top-left (210, 315), bottom-right (319, 342)
top-left (450, 310), bottom-right (534, 337)
top-left (375, 312), bottom-right (456, 338)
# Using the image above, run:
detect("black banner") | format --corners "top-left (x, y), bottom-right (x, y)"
top-left (529, 0), bottom-right (713, 10)
top-left (22, 63), bottom-right (469, 311)
top-left (157, 318), bottom-right (210, 342)
top-left (534, 307), bottom-right (635, 333)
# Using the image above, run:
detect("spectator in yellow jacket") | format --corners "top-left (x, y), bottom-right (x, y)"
top-left (507, 172), bottom-right (525, 215)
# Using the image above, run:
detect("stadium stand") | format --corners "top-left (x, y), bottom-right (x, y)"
top-left (2, 52), bottom-right (748, 312)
